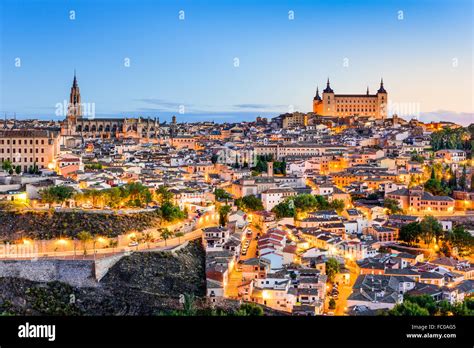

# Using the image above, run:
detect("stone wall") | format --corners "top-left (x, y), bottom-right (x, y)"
top-left (94, 253), bottom-right (126, 282)
top-left (0, 259), bottom-right (97, 287)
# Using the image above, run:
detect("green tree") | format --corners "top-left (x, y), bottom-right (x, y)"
top-left (419, 215), bottom-right (443, 246)
top-left (234, 303), bottom-right (264, 316)
top-left (214, 188), bottom-right (232, 201)
top-left (235, 195), bottom-right (264, 212)
top-left (159, 228), bottom-right (174, 246)
top-left (410, 153), bottom-right (425, 163)
top-left (389, 301), bottom-right (430, 316)
top-left (329, 199), bottom-right (345, 214)
top-left (175, 231), bottom-right (185, 243)
top-left (40, 186), bottom-right (76, 206)
top-left (156, 186), bottom-right (174, 205)
top-left (325, 258), bottom-right (340, 283)
top-left (161, 202), bottom-right (186, 222)
top-left (77, 231), bottom-right (93, 256)
top-left (430, 127), bottom-right (471, 152)
top-left (403, 294), bottom-right (437, 315)
top-left (424, 177), bottom-right (449, 196)
top-left (182, 293), bottom-right (196, 316)
top-left (447, 168), bottom-right (457, 191)
top-left (218, 204), bottom-right (232, 226)
top-left (142, 232), bottom-right (153, 249)
top-left (1, 159), bottom-right (12, 172)
top-left (271, 201), bottom-right (295, 218)
top-left (383, 198), bottom-right (403, 215)
top-left (459, 166), bottom-right (467, 191)
top-left (399, 222), bottom-right (422, 245)
top-left (446, 225), bottom-right (474, 256)
top-left (15, 165), bottom-right (21, 175)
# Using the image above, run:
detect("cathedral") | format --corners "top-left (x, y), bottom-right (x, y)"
top-left (312, 79), bottom-right (388, 119)
top-left (61, 73), bottom-right (177, 143)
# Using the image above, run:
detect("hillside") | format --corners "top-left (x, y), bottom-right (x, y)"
top-left (0, 209), bottom-right (162, 241)
top-left (0, 241), bottom-right (206, 315)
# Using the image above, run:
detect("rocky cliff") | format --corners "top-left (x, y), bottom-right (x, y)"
top-left (0, 241), bottom-right (206, 315)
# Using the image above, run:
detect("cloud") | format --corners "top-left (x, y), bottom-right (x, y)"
top-left (419, 110), bottom-right (474, 126)
top-left (232, 103), bottom-right (288, 111)
top-left (135, 98), bottom-right (184, 112)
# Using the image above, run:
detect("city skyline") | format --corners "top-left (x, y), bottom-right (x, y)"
top-left (0, 0), bottom-right (473, 124)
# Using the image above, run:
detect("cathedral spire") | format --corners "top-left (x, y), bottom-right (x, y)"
top-left (367, 86), bottom-right (369, 95)
top-left (377, 77), bottom-right (387, 93)
top-left (323, 78), bottom-right (334, 93)
top-left (73, 69), bottom-right (78, 88)
top-left (314, 86), bottom-right (322, 101)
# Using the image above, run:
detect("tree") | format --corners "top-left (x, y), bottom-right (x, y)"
top-left (218, 204), bottom-right (232, 226)
top-left (383, 198), bottom-right (403, 215)
top-left (234, 303), bottom-right (264, 316)
top-left (161, 202), bottom-right (186, 222)
top-left (447, 168), bottom-right (457, 191)
top-left (402, 294), bottom-right (437, 315)
top-left (446, 225), bottom-right (474, 256)
top-left (459, 166), bottom-right (467, 191)
top-left (235, 195), bottom-right (264, 212)
top-left (410, 153), bottom-right (425, 163)
top-left (109, 239), bottom-right (118, 253)
top-left (142, 232), bottom-right (153, 249)
top-left (182, 293), bottom-right (196, 316)
top-left (156, 186), bottom-right (174, 205)
top-left (430, 127), bottom-right (471, 152)
top-left (271, 201), bottom-right (295, 218)
top-left (175, 231), bottom-right (185, 244)
top-left (419, 215), bottom-right (443, 246)
top-left (211, 154), bottom-right (219, 164)
top-left (214, 188), bottom-right (232, 201)
top-left (329, 199), bottom-right (345, 214)
top-left (77, 231), bottom-right (92, 256)
top-left (40, 186), bottom-right (76, 206)
top-left (424, 177), bottom-right (449, 196)
top-left (388, 295), bottom-right (473, 316)
top-left (159, 228), bottom-right (174, 246)
top-left (15, 165), bottom-right (21, 175)
top-left (325, 258), bottom-right (340, 283)
top-left (328, 298), bottom-right (336, 310)
top-left (399, 222), bottom-right (422, 245)
top-left (1, 160), bottom-right (12, 172)
top-left (389, 301), bottom-right (430, 316)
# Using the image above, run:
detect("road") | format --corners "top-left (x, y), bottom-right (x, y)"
top-left (224, 224), bottom-right (258, 298)
top-left (334, 260), bottom-right (358, 315)
top-left (239, 225), bottom-right (258, 261)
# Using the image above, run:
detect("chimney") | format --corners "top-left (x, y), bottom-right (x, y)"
top-left (267, 161), bottom-right (273, 177)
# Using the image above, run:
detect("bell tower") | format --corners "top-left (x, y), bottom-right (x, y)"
top-left (67, 70), bottom-right (82, 122)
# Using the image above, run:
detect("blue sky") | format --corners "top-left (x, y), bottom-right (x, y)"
top-left (0, 0), bottom-right (472, 124)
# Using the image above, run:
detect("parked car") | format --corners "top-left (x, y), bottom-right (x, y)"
top-left (128, 241), bottom-right (139, 247)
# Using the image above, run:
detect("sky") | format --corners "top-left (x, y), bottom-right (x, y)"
top-left (0, 0), bottom-right (472, 124)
